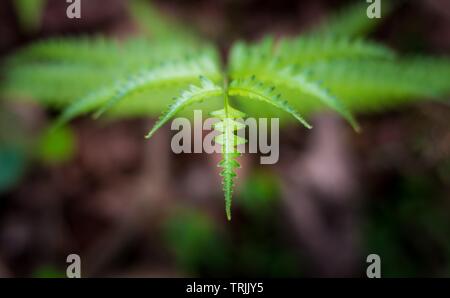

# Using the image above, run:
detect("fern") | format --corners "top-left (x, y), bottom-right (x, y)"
top-left (145, 76), bottom-right (223, 139)
top-left (229, 58), bottom-right (360, 131)
top-left (60, 58), bottom-right (220, 124)
top-left (7, 37), bottom-right (212, 69)
top-left (228, 76), bottom-right (312, 129)
top-left (1, 0), bottom-right (450, 220)
top-left (230, 36), bottom-right (395, 72)
top-left (3, 45), bottom-right (221, 112)
top-left (212, 105), bottom-right (246, 221)
top-left (93, 55), bottom-right (221, 118)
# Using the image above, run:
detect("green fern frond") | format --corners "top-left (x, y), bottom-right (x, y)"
top-left (0, 63), bottom-right (120, 106)
top-left (52, 55), bottom-right (221, 125)
top-left (1, 37), bottom-right (221, 111)
top-left (276, 35), bottom-right (395, 65)
top-left (7, 37), bottom-right (210, 69)
top-left (212, 106), bottom-right (247, 221)
top-left (94, 55), bottom-right (222, 118)
top-left (6, 37), bottom-right (120, 67)
top-left (2, 0), bottom-right (450, 222)
top-left (306, 57), bottom-right (450, 111)
top-left (145, 76), bottom-right (223, 139)
top-left (229, 36), bottom-right (394, 78)
top-left (273, 67), bottom-right (360, 131)
top-left (228, 76), bottom-right (312, 129)
top-left (230, 61), bottom-right (360, 131)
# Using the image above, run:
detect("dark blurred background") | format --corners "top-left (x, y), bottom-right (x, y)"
top-left (0, 0), bottom-right (449, 277)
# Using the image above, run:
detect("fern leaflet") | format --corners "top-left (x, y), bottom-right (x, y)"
top-left (228, 76), bottom-right (312, 129)
top-left (275, 67), bottom-right (360, 131)
top-left (94, 56), bottom-right (220, 118)
top-left (145, 76), bottom-right (223, 139)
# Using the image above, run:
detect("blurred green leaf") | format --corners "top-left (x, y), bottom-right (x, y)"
top-left (37, 125), bottom-right (76, 165)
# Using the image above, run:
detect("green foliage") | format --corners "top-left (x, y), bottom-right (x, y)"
top-left (228, 76), bottom-right (312, 129)
top-left (2, 37), bottom-right (220, 111)
top-left (212, 105), bottom-right (246, 220)
top-left (13, 0), bottom-right (46, 33)
top-left (37, 125), bottom-right (76, 165)
top-left (32, 266), bottom-right (65, 278)
top-left (1, 0), bottom-right (450, 219)
top-left (145, 76), bottom-right (223, 139)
